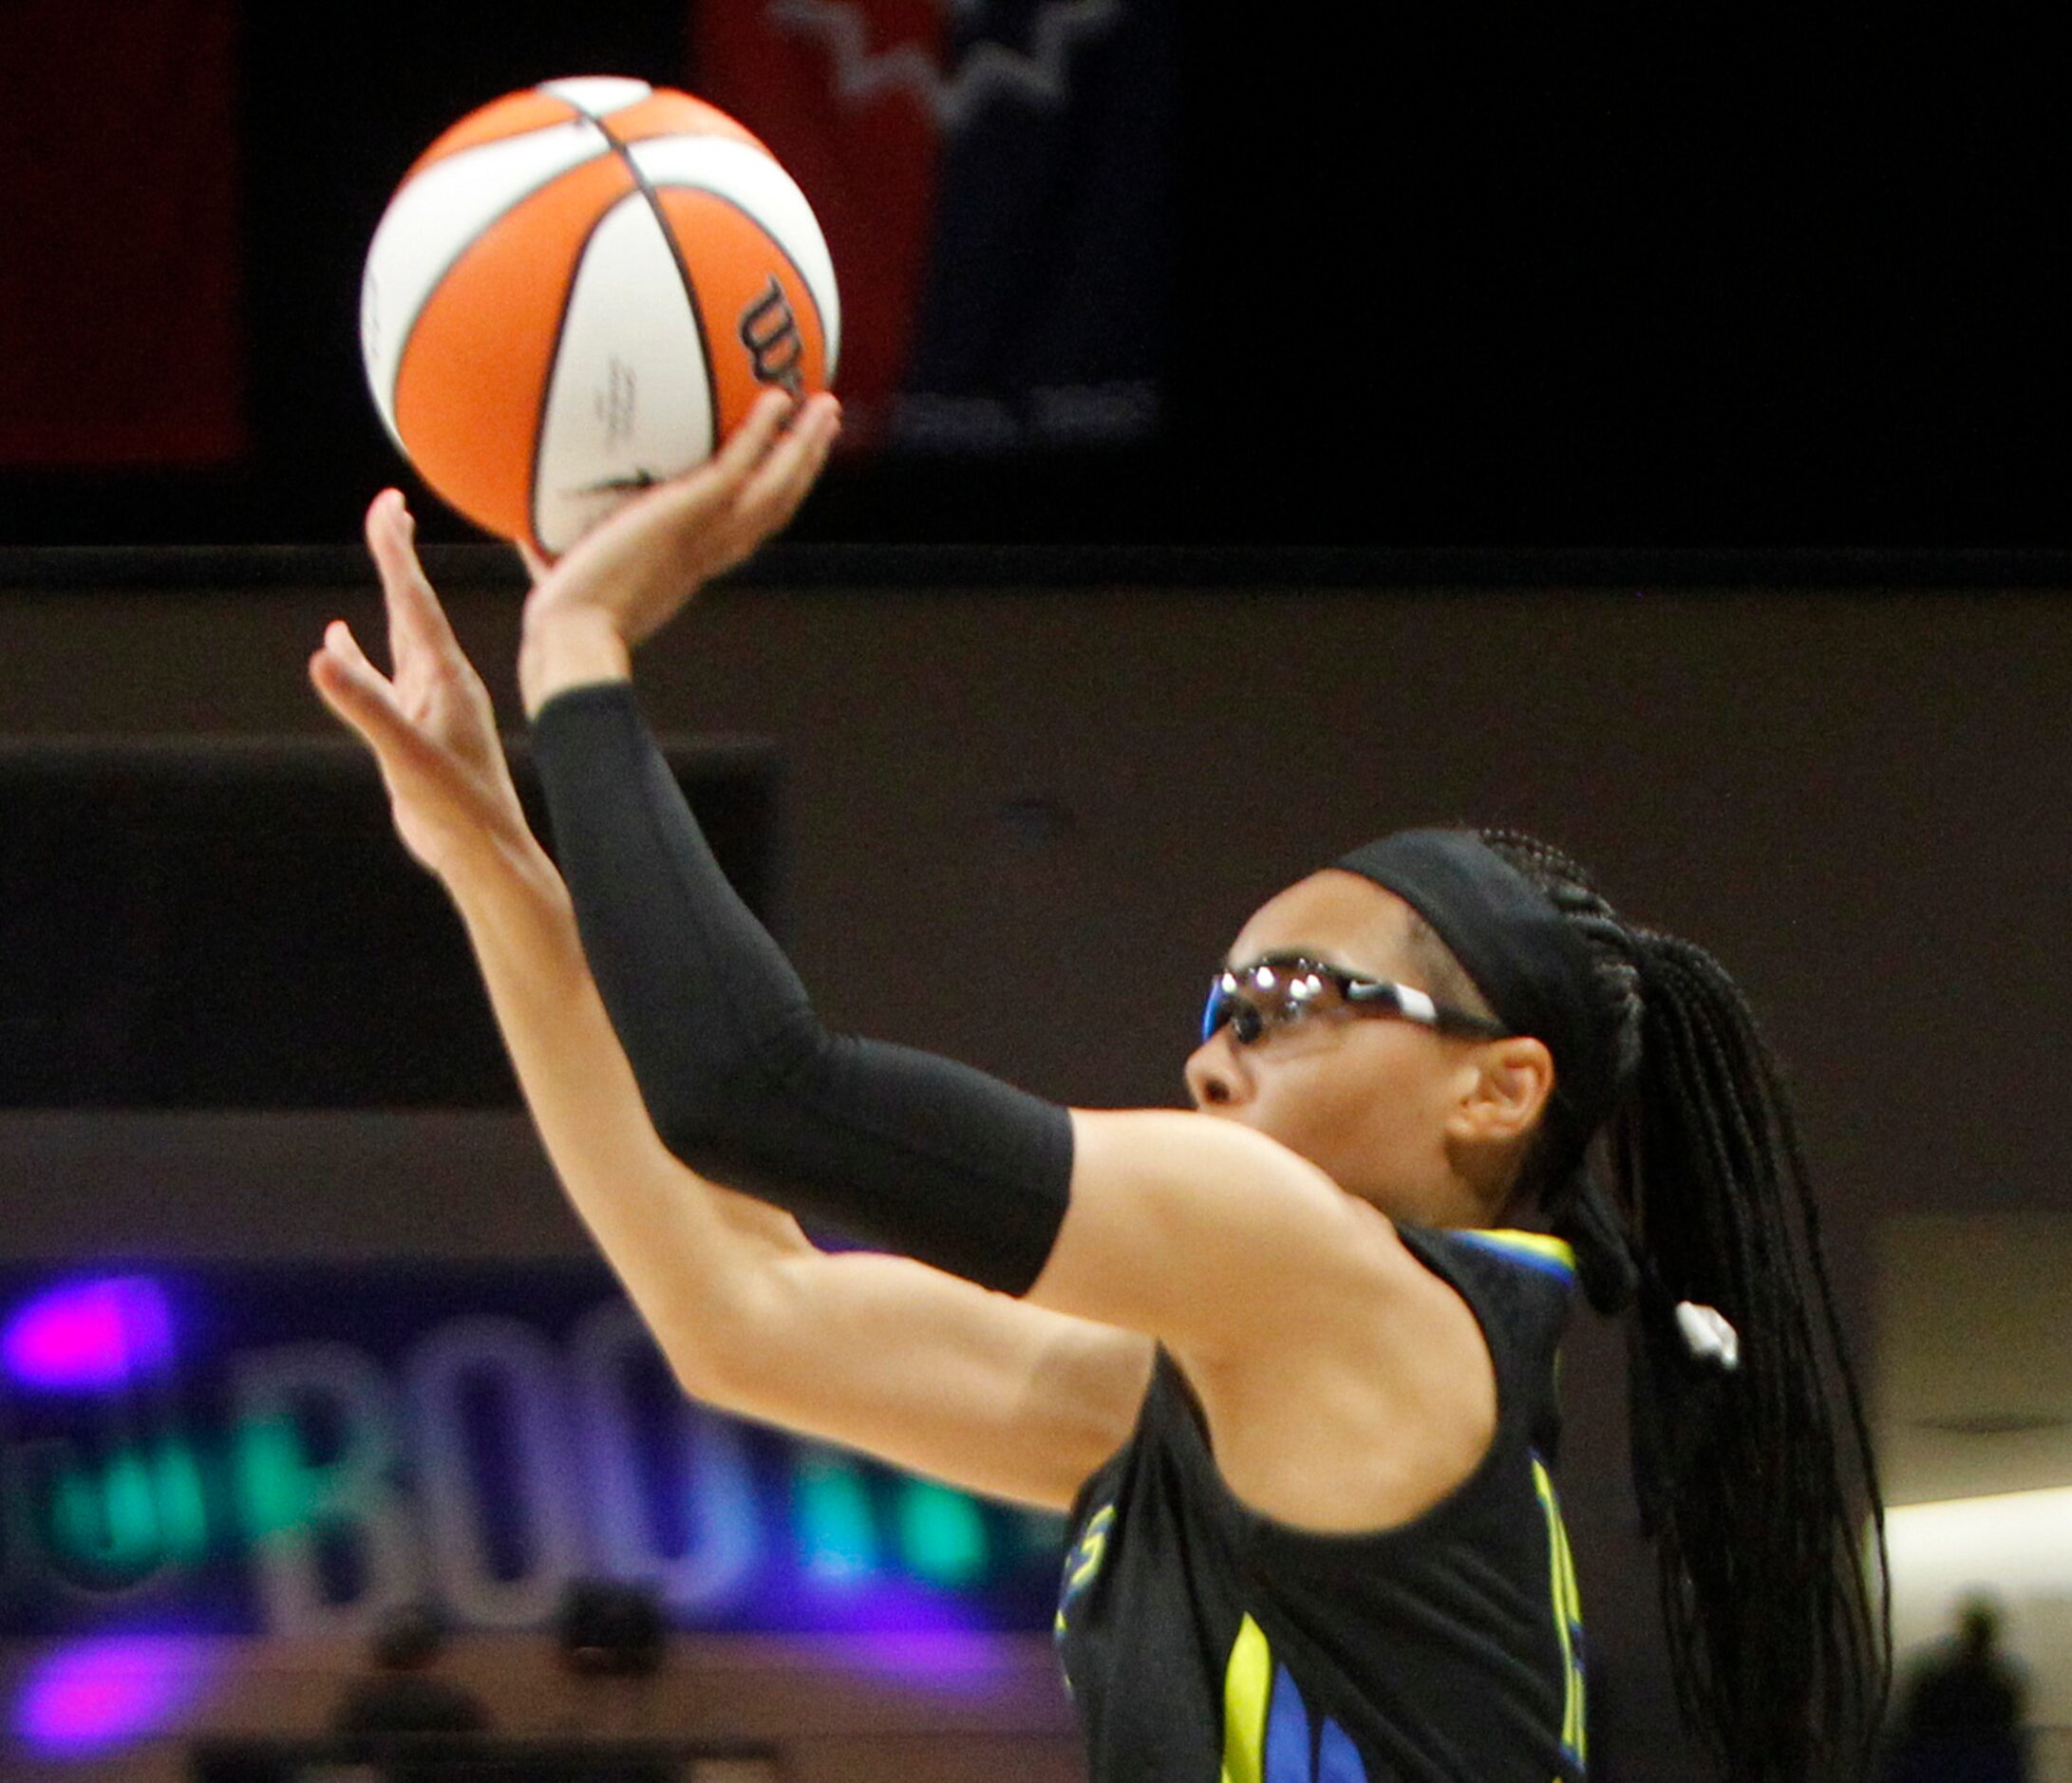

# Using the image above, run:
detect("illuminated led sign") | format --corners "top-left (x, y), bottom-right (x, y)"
top-left (0, 1267), bottom-right (1064, 1644)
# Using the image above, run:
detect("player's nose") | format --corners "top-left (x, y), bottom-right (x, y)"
top-left (1184, 1030), bottom-right (1251, 1112)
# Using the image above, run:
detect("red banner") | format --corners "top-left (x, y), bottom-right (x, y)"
top-left (693, 2), bottom-right (947, 450)
top-left (0, 1), bottom-right (244, 467)
top-left (691, 0), bottom-right (1172, 455)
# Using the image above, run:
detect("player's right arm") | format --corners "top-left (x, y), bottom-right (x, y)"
top-left (310, 491), bottom-right (1148, 1512)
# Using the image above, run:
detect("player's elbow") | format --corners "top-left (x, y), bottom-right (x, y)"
top-left (659, 1252), bottom-right (807, 1417)
top-left (647, 1012), bottom-right (837, 1183)
top-left (653, 1117), bottom-right (747, 1187)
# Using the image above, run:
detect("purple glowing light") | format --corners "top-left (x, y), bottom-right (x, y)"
top-left (2, 1276), bottom-right (175, 1390)
top-left (792, 1572), bottom-right (988, 1645)
top-left (13, 1635), bottom-right (214, 1755)
top-left (841, 1627), bottom-right (1019, 1695)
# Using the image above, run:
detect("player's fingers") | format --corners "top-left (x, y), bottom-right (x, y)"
top-left (758, 415), bottom-right (837, 539)
top-left (314, 620), bottom-right (419, 744)
top-left (309, 638), bottom-right (398, 750)
top-left (568, 390), bottom-right (797, 564)
top-left (367, 490), bottom-right (464, 664)
top-left (311, 638), bottom-right (446, 783)
top-left (739, 395), bottom-right (838, 530)
top-left (367, 492), bottom-right (430, 669)
top-left (790, 392), bottom-right (841, 489)
top-left (703, 388), bottom-right (797, 493)
top-left (323, 617), bottom-right (385, 686)
top-left (735, 395), bottom-right (828, 510)
top-left (702, 399), bottom-right (832, 571)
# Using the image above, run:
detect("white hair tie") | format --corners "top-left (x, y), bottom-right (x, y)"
top-left (1675, 1301), bottom-right (1741, 1371)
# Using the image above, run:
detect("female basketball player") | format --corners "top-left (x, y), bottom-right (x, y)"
top-left (311, 390), bottom-right (1885, 1781)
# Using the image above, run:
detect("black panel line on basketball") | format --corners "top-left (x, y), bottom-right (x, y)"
top-left (593, 124), bottom-right (722, 458)
top-left (382, 110), bottom-right (600, 420)
top-left (526, 195), bottom-right (635, 554)
top-left (636, 179), bottom-right (834, 380)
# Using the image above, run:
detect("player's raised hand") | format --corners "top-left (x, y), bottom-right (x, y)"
top-left (516, 389), bottom-right (839, 709)
top-left (309, 490), bottom-right (532, 879)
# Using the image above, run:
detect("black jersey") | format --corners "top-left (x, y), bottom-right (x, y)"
top-left (1053, 1226), bottom-right (1588, 1783)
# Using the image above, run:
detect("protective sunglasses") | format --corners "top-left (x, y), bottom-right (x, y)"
top-left (1201, 952), bottom-right (1513, 1046)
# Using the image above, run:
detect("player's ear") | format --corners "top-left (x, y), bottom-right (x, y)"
top-left (1445, 1035), bottom-right (1554, 1146)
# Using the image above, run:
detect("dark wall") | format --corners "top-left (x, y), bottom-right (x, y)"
top-left (10, 9), bottom-right (2072, 550)
top-left (3, 573), bottom-right (2068, 1771)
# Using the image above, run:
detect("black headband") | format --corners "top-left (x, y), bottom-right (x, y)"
top-left (1333, 830), bottom-right (1620, 1164)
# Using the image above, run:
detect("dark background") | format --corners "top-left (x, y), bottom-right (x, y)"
top-left (0, 739), bottom-right (779, 1106)
top-left (7, 9), bottom-right (2072, 554)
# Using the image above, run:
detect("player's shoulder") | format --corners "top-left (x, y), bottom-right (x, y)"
top-left (1394, 1224), bottom-right (1580, 1441)
top-left (1057, 1107), bottom-right (1487, 1365)
top-left (1398, 1225), bottom-right (1582, 1337)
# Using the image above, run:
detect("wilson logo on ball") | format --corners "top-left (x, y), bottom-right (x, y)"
top-left (740, 276), bottom-right (805, 397)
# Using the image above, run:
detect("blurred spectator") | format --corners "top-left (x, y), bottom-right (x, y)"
top-left (1882, 1594), bottom-right (2029, 1783)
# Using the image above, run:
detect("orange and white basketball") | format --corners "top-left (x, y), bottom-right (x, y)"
top-left (360, 76), bottom-right (839, 555)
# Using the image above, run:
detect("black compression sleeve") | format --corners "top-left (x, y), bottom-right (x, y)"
top-left (529, 680), bottom-right (1073, 1295)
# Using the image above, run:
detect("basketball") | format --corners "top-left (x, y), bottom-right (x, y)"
top-left (360, 76), bottom-right (839, 555)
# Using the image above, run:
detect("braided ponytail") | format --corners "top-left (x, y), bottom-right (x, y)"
top-left (1477, 831), bottom-right (1890, 1782)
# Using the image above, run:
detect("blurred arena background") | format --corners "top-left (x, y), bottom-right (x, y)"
top-left (5, 5), bottom-right (2072, 1778)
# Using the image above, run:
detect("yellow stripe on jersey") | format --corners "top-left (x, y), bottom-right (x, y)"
top-left (1467, 1229), bottom-right (1577, 1272)
top-left (1055, 1503), bottom-right (1116, 1657)
top-left (1220, 1612), bottom-right (1271, 1783)
top-left (1532, 1456), bottom-right (1587, 1767)
top-left (1066, 1504), bottom-right (1115, 1595)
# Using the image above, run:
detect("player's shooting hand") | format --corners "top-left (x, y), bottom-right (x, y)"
top-left (516, 388), bottom-right (839, 714)
top-left (309, 490), bottom-right (532, 881)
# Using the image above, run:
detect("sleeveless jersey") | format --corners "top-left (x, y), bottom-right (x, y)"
top-left (1053, 1226), bottom-right (1588, 1783)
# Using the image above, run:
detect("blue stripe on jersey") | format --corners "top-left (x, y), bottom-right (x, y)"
top-left (1451, 1228), bottom-right (1578, 1284)
top-left (1265, 1662), bottom-right (1309, 1781)
top-left (1317, 1717), bottom-right (1366, 1783)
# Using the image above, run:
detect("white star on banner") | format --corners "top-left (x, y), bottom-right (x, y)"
top-left (764, 0), bottom-right (1123, 130)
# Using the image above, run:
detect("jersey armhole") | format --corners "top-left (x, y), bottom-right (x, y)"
top-left (1062, 1353), bottom-right (1162, 1530)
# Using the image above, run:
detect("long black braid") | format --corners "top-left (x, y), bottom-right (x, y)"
top-left (1469, 830), bottom-right (1890, 1782)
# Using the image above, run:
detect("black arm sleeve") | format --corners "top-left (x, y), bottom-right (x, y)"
top-left (529, 680), bottom-right (1073, 1295)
